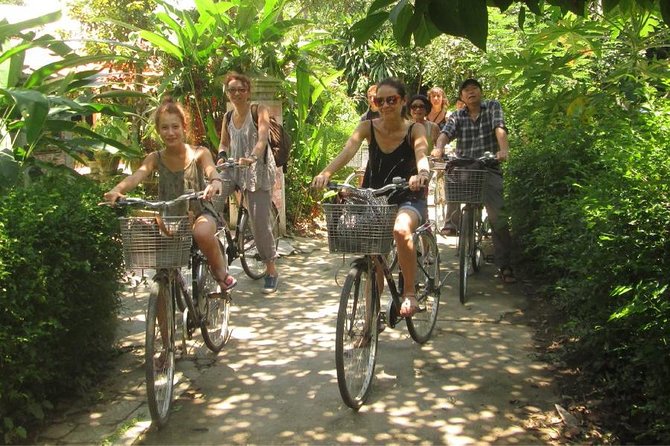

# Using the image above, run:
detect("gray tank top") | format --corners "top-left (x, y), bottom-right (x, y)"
top-left (227, 108), bottom-right (276, 192)
top-left (156, 146), bottom-right (207, 216)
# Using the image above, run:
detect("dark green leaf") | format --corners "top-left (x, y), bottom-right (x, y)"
top-left (23, 55), bottom-right (120, 89)
top-left (1, 88), bottom-right (49, 144)
top-left (368, 0), bottom-right (398, 13)
top-left (519, 6), bottom-right (526, 29)
top-left (390, 0), bottom-right (414, 46)
top-left (427, 0), bottom-right (467, 38)
top-left (490, 0), bottom-right (515, 12)
top-left (602, 0), bottom-right (622, 13)
top-left (351, 11), bottom-right (390, 46)
top-left (413, 13), bottom-right (443, 47)
top-left (459, 0), bottom-right (488, 50)
top-left (661, 0), bottom-right (670, 26)
top-left (525, 0), bottom-right (542, 15)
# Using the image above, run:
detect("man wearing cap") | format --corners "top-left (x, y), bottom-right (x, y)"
top-left (432, 78), bottom-right (516, 283)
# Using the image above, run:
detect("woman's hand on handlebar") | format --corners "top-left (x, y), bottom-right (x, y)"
top-left (409, 173), bottom-right (428, 191)
top-left (203, 180), bottom-right (222, 200)
top-left (103, 189), bottom-right (125, 204)
top-left (311, 172), bottom-right (331, 189)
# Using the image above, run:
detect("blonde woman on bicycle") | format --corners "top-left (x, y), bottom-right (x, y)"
top-left (104, 97), bottom-right (236, 291)
top-left (312, 77), bottom-right (430, 317)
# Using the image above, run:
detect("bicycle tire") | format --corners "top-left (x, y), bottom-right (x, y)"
top-left (459, 209), bottom-right (474, 304)
top-left (406, 231), bottom-right (441, 343)
top-left (386, 239), bottom-right (398, 273)
top-left (335, 263), bottom-right (379, 410)
top-left (194, 245), bottom-right (231, 352)
top-left (145, 279), bottom-right (175, 427)
top-left (472, 208), bottom-right (484, 273)
top-left (239, 203), bottom-right (279, 280)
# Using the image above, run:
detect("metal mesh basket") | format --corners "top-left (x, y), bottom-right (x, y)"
top-left (445, 168), bottom-right (487, 204)
top-left (119, 216), bottom-right (191, 268)
top-left (211, 178), bottom-right (233, 215)
top-left (323, 203), bottom-right (397, 255)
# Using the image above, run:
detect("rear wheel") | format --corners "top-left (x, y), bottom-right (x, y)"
top-left (407, 232), bottom-right (441, 343)
top-left (459, 209), bottom-right (473, 304)
top-left (145, 279), bottom-right (175, 427)
top-left (239, 204), bottom-right (279, 279)
top-left (335, 263), bottom-right (379, 410)
top-left (433, 172), bottom-right (447, 233)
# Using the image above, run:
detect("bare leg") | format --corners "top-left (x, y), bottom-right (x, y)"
top-left (394, 209), bottom-right (420, 317)
top-left (192, 214), bottom-right (231, 287)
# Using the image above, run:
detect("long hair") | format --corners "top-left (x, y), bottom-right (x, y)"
top-left (154, 96), bottom-right (191, 142)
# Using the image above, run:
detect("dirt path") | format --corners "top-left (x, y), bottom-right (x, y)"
top-left (36, 235), bottom-right (563, 445)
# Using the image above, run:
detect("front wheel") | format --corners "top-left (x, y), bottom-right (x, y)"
top-left (193, 251), bottom-right (230, 352)
top-left (145, 279), bottom-right (175, 427)
top-left (459, 209), bottom-right (474, 304)
top-left (335, 263), bottom-right (379, 410)
top-left (239, 204), bottom-right (279, 280)
top-left (406, 232), bottom-right (441, 343)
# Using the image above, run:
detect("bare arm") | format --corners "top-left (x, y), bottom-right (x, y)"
top-left (196, 146), bottom-right (223, 199)
top-left (103, 152), bottom-right (157, 202)
top-left (433, 133), bottom-right (451, 158)
top-left (311, 121), bottom-right (370, 189)
top-left (218, 112), bottom-right (230, 159)
top-left (411, 123), bottom-right (430, 191)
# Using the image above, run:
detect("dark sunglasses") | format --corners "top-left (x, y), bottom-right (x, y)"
top-left (373, 95), bottom-right (401, 107)
top-left (410, 103), bottom-right (426, 110)
top-left (227, 87), bottom-right (248, 94)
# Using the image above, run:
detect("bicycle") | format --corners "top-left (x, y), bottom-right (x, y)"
top-left (213, 158), bottom-right (280, 280)
top-left (429, 157), bottom-right (448, 233)
top-left (323, 178), bottom-right (444, 409)
top-left (443, 152), bottom-right (498, 304)
top-left (109, 192), bottom-right (231, 426)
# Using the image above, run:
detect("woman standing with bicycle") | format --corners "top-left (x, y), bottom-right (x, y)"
top-left (104, 97), bottom-right (236, 291)
top-left (218, 72), bottom-right (279, 294)
top-left (312, 78), bottom-right (430, 317)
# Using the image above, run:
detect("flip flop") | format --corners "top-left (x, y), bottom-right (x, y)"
top-left (219, 274), bottom-right (237, 291)
top-left (399, 296), bottom-right (419, 317)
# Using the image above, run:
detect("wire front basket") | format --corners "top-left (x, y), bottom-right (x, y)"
top-left (323, 203), bottom-right (397, 255)
top-left (119, 216), bottom-right (192, 268)
top-left (445, 168), bottom-right (487, 204)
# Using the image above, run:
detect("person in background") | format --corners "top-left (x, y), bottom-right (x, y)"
top-left (218, 72), bottom-right (279, 294)
top-left (104, 97), bottom-right (236, 291)
top-left (427, 86), bottom-right (449, 129)
top-left (408, 94), bottom-right (440, 149)
top-left (360, 84), bottom-right (381, 121)
top-left (313, 78), bottom-right (430, 316)
top-left (433, 78), bottom-right (516, 284)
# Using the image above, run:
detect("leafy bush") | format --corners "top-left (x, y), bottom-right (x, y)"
top-left (0, 173), bottom-right (124, 443)
top-left (507, 99), bottom-right (670, 442)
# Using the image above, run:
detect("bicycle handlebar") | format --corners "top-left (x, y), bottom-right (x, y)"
top-left (431, 151), bottom-right (499, 168)
top-left (99, 191), bottom-right (204, 209)
top-left (327, 176), bottom-right (409, 197)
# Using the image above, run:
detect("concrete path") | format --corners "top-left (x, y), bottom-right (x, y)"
top-left (35, 234), bottom-right (558, 445)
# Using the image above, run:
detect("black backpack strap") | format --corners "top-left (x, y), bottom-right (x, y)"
top-left (406, 122), bottom-right (416, 149)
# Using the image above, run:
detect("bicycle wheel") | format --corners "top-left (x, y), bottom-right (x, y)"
top-left (433, 172), bottom-right (447, 232)
top-left (472, 208), bottom-right (484, 273)
top-left (459, 209), bottom-right (474, 304)
top-left (385, 239), bottom-right (398, 273)
top-left (407, 232), bottom-right (441, 343)
top-left (145, 279), bottom-right (175, 427)
top-left (239, 204), bottom-right (279, 280)
top-left (335, 263), bottom-right (379, 410)
top-left (194, 247), bottom-right (231, 352)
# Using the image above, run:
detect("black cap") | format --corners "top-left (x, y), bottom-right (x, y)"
top-left (459, 78), bottom-right (482, 94)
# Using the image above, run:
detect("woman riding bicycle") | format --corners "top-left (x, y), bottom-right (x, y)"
top-left (103, 97), bottom-right (236, 291)
top-left (312, 77), bottom-right (430, 317)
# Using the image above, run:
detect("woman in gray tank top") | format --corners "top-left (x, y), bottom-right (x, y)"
top-left (104, 97), bottom-right (237, 291)
top-left (218, 72), bottom-right (279, 294)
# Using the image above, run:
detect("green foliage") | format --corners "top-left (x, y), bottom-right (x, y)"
top-left (0, 173), bottom-right (124, 443)
top-left (352, 0), bottom-right (668, 50)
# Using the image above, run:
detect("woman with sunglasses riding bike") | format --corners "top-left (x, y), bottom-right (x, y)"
top-left (312, 78), bottom-right (430, 317)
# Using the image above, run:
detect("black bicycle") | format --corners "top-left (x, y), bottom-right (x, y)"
top-left (323, 178), bottom-right (445, 409)
top-left (109, 192), bottom-right (230, 426)
top-left (443, 152), bottom-right (498, 303)
top-left (213, 158), bottom-right (280, 280)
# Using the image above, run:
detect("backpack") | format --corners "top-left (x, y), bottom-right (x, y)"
top-left (225, 104), bottom-right (291, 172)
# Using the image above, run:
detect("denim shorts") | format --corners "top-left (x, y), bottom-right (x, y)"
top-left (397, 198), bottom-right (428, 225)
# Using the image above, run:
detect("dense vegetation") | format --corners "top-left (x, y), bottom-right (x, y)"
top-left (0, 174), bottom-right (123, 443)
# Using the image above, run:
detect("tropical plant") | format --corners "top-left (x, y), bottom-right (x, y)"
top-left (0, 12), bottom-right (144, 190)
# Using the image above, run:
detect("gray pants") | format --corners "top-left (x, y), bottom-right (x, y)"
top-left (244, 188), bottom-right (277, 263)
top-left (446, 168), bottom-right (512, 268)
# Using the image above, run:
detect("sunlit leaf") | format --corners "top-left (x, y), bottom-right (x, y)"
top-left (1, 88), bottom-right (49, 144)
top-left (351, 11), bottom-right (390, 46)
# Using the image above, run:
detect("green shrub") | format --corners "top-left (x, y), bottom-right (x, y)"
top-left (0, 173), bottom-right (124, 443)
top-left (507, 101), bottom-right (670, 442)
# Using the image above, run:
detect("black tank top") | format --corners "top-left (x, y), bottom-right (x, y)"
top-left (362, 121), bottom-right (422, 203)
